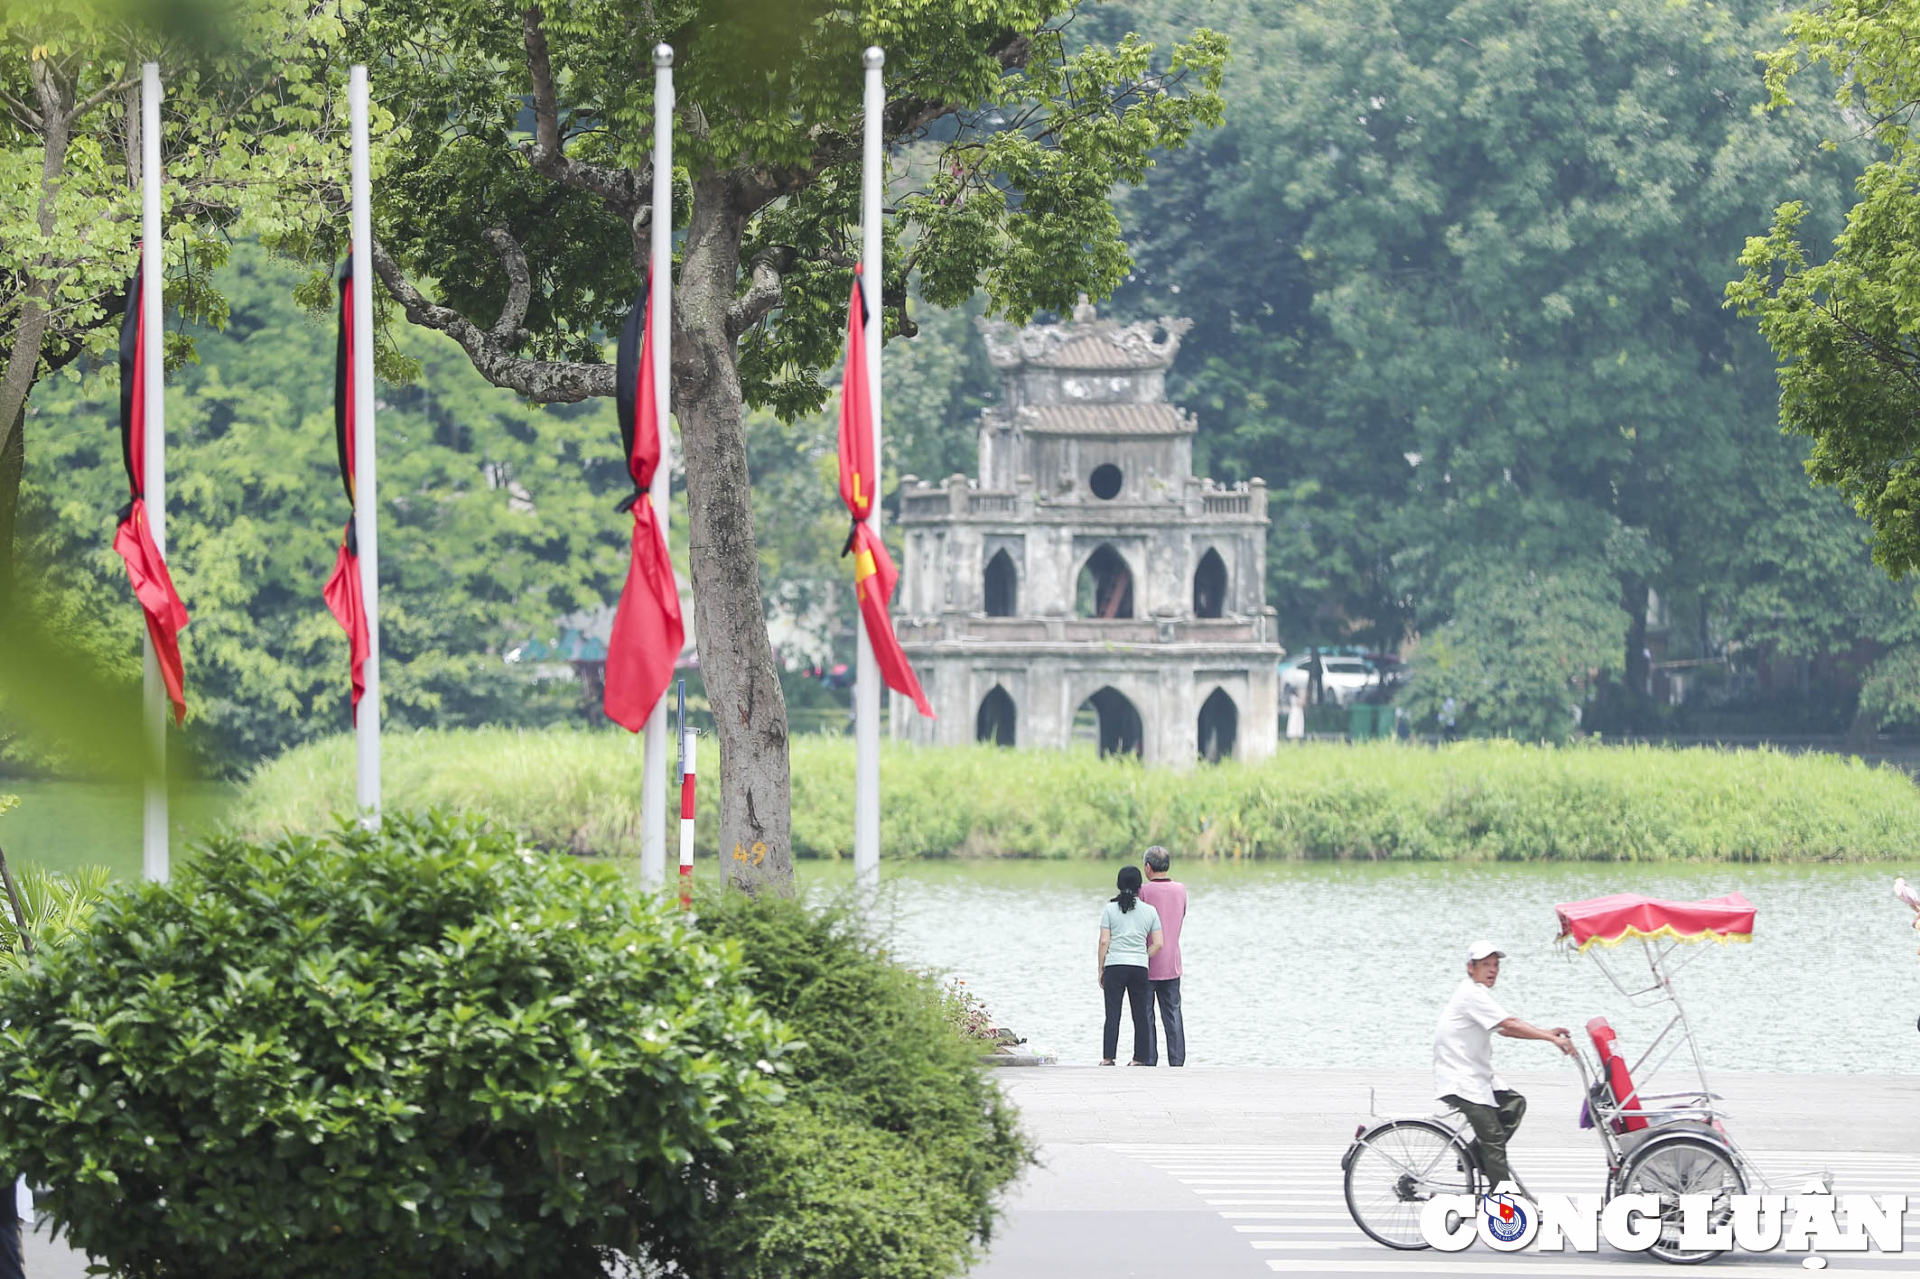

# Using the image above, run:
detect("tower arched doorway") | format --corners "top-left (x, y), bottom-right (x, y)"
top-left (1193, 548), bottom-right (1227, 619)
top-left (984, 549), bottom-right (1018, 617)
top-left (976, 686), bottom-right (1016, 747)
top-left (1198, 688), bottom-right (1237, 762)
top-left (1076, 545), bottom-right (1134, 619)
top-left (1074, 686), bottom-right (1143, 758)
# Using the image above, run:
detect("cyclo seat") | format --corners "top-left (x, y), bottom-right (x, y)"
top-left (1586, 1017), bottom-right (1647, 1133)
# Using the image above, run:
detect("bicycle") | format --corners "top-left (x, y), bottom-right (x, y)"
top-left (1341, 1103), bottom-right (1483, 1249)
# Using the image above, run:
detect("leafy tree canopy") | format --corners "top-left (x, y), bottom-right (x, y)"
top-left (0, 0), bottom-right (359, 586)
top-left (1730, 0), bottom-right (1920, 580)
top-left (1106, 0), bottom-right (1867, 678)
top-left (348, 0), bottom-right (1227, 887)
top-left (16, 245), bottom-right (630, 772)
top-left (1401, 559), bottom-right (1626, 741)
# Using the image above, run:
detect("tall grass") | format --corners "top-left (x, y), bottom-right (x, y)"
top-left (229, 730), bottom-right (1920, 862)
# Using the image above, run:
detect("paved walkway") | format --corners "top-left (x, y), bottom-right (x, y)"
top-left (973, 1068), bottom-right (1920, 1278)
top-left (18, 1069), bottom-right (1919, 1277)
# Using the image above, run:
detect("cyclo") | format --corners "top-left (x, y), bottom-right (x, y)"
top-left (1343, 892), bottom-right (1819, 1265)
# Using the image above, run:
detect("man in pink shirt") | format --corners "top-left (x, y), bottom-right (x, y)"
top-left (1137, 845), bottom-right (1188, 1066)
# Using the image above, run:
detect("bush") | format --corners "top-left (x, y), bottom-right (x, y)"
top-left (672, 893), bottom-right (1032, 1279)
top-left (235, 730), bottom-right (1920, 862)
top-left (0, 813), bottom-right (787, 1279)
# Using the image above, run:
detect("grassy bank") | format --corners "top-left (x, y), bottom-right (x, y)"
top-left (228, 730), bottom-right (1920, 862)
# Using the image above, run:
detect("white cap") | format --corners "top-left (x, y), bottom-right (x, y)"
top-left (1467, 940), bottom-right (1505, 963)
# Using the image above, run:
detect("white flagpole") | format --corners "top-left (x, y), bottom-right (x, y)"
top-left (349, 65), bottom-right (381, 828)
top-left (140, 62), bottom-right (168, 883)
top-left (854, 47), bottom-right (884, 902)
top-left (639, 44), bottom-right (675, 891)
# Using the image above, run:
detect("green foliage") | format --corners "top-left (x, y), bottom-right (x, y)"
top-left (1858, 646), bottom-right (1920, 734)
top-left (0, 0), bottom-right (360, 379)
top-left (359, 0), bottom-right (1225, 414)
top-left (684, 893), bottom-right (1030, 1279)
top-left (0, 812), bottom-right (788, 1279)
top-left (231, 729), bottom-right (1920, 863)
top-left (1401, 561), bottom-right (1627, 740)
top-left (0, 861), bottom-right (108, 968)
top-left (1095, 0), bottom-right (1884, 681)
top-left (1730, 0), bottom-right (1920, 579)
top-left (15, 244), bottom-right (629, 771)
top-left (935, 980), bottom-right (1003, 1045)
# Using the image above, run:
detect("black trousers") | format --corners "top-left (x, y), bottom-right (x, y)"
top-left (0, 1197), bottom-right (22, 1279)
top-left (1142, 977), bottom-right (1185, 1066)
top-left (1441, 1089), bottom-right (1527, 1191)
top-left (1101, 963), bottom-right (1153, 1063)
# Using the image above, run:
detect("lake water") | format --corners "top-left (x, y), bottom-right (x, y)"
top-left (0, 780), bottom-right (234, 881)
top-left (7, 782), bottom-right (1916, 1075)
top-left (816, 859), bottom-right (1920, 1076)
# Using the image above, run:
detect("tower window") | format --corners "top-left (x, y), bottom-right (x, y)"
top-left (976, 686), bottom-right (1016, 747)
top-left (1076, 545), bottom-right (1134, 619)
top-left (1089, 464), bottom-right (1123, 500)
top-left (1074, 686), bottom-right (1143, 758)
top-left (984, 549), bottom-right (1018, 617)
top-left (1198, 688), bottom-right (1238, 762)
top-left (1193, 548), bottom-right (1228, 618)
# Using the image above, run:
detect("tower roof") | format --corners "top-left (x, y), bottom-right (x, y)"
top-left (1016, 403), bottom-right (1194, 435)
top-left (978, 300), bottom-right (1192, 373)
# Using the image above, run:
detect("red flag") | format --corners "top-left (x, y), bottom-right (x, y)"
top-left (114, 256), bottom-right (189, 725)
top-left (603, 279), bottom-right (685, 732)
top-left (838, 271), bottom-right (932, 718)
top-left (326, 257), bottom-right (370, 717)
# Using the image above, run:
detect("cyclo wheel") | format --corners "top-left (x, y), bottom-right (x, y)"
top-left (1612, 1135), bottom-right (1745, 1265)
top-left (1343, 1119), bottom-right (1479, 1250)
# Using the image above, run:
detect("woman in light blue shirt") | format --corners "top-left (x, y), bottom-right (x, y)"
top-left (1097, 865), bottom-right (1164, 1065)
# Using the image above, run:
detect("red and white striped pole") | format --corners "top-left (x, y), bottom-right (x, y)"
top-left (677, 679), bottom-right (694, 908)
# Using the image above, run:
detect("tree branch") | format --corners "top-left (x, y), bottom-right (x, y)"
top-left (0, 89), bottom-right (40, 130)
top-left (483, 226), bottom-right (533, 344)
top-left (519, 4), bottom-right (644, 217)
top-left (727, 246), bottom-right (797, 338)
top-left (369, 237), bottom-right (613, 403)
top-left (68, 75), bottom-right (141, 125)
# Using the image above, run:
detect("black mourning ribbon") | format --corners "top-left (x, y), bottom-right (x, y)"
top-left (615, 489), bottom-right (645, 514)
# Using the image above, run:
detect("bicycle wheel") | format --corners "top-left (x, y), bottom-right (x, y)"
top-left (1344, 1119), bottom-right (1479, 1250)
top-left (1614, 1135), bottom-right (1744, 1264)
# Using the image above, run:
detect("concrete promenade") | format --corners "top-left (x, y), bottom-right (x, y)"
top-left (973, 1067), bottom-right (1920, 1278)
top-left (17, 1068), bottom-right (1918, 1276)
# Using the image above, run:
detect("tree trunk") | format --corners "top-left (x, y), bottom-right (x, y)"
top-left (0, 61), bottom-right (74, 598)
top-left (0, 398), bottom-right (21, 610)
top-left (1622, 577), bottom-right (1650, 725)
top-left (673, 174), bottom-right (794, 894)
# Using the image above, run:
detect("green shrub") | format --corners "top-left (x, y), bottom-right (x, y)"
top-left (0, 862), bottom-right (109, 969)
top-left (676, 893), bottom-right (1032, 1279)
top-left (235, 730), bottom-right (1920, 862)
top-left (0, 813), bottom-right (787, 1279)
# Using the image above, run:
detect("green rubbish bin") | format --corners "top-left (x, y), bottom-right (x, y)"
top-left (1347, 703), bottom-right (1396, 740)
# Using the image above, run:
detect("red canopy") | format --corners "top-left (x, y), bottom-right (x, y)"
top-left (1554, 892), bottom-right (1755, 951)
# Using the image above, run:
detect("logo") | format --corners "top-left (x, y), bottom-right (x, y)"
top-left (1417, 1187), bottom-right (1909, 1255)
top-left (1477, 1187), bottom-right (1538, 1251)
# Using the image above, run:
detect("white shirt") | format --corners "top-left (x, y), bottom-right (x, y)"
top-left (1433, 976), bottom-right (1511, 1106)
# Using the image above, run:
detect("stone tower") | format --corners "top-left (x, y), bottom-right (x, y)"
top-left (891, 301), bottom-right (1282, 763)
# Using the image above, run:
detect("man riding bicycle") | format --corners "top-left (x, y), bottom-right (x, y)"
top-left (1433, 940), bottom-right (1574, 1194)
